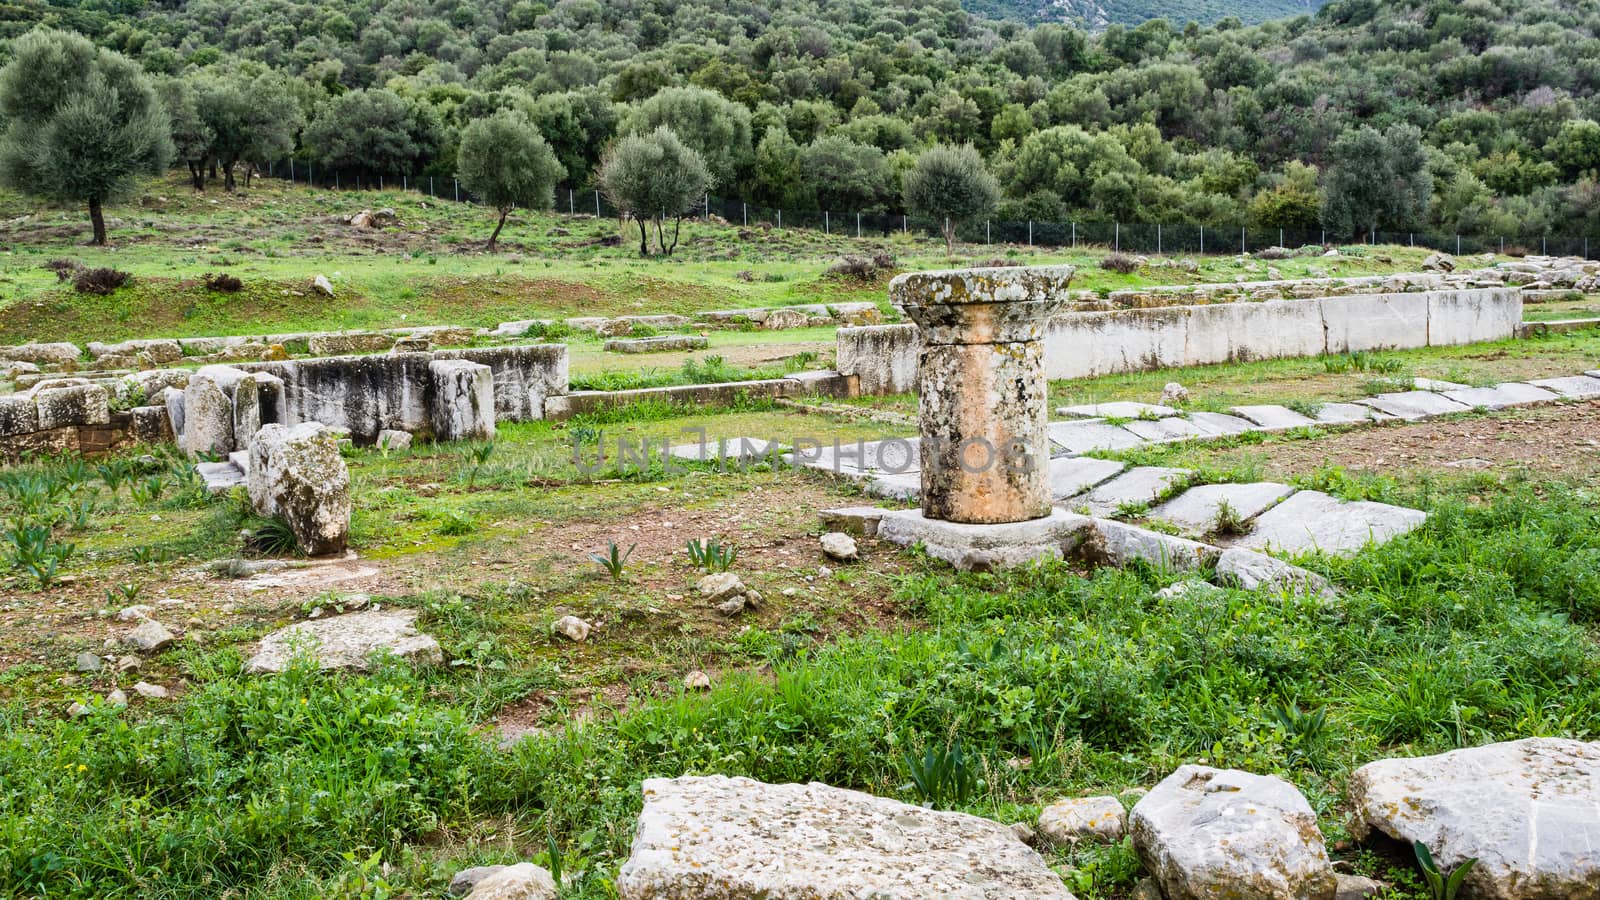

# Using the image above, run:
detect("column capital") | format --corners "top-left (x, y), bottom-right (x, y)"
top-left (891, 265), bottom-right (1075, 345)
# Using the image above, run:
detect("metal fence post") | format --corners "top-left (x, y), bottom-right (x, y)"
top-left (1157, 223), bottom-right (1162, 255)
top-left (777, 210), bottom-right (782, 229)
top-left (1241, 226), bottom-right (1245, 255)
top-left (379, 176), bottom-right (383, 191)
top-left (289, 159), bottom-right (294, 180)
top-left (1028, 220), bottom-right (1033, 246)
top-left (1200, 225), bottom-right (1204, 255)
top-left (825, 211), bottom-right (829, 235)
top-left (1071, 221), bottom-right (1076, 249)
top-left (857, 213), bottom-right (861, 238)
top-left (1115, 222), bottom-right (1120, 253)
top-left (1456, 234), bottom-right (1461, 255)
top-left (1279, 227), bottom-right (1284, 248)
top-left (454, 179), bottom-right (459, 202)
top-left (743, 203), bottom-right (748, 227)
top-left (1543, 236), bottom-right (1548, 254)
top-left (335, 172), bottom-right (340, 189)
top-left (902, 215), bottom-right (907, 234)
top-left (985, 220), bottom-right (990, 245)
top-left (595, 190), bottom-right (600, 216)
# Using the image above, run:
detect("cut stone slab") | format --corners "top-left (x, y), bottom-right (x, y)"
top-left (1056, 401), bottom-right (1176, 420)
top-left (1349, 738), bottom-right (1600, 900)
top-left (1148, 482), bottom-right (1294, 538)
top-left (614, 775), bottom-right (1074, 899)
top-left (1073, 467), bottom-right (1192, 516)
top-left (1439, 382), bottom-right (1559, 409)
top-left (603, 336), bottom-right (709, 353)
top-left (1049, 456), bottom-right (1127, 500)
top-left (1312, 402), bottom-right (1381, 425)
top-left (1528, 374), bottom-right (1600, 399)
top-left (1037, 797), bottom-right (1127, 846)
top-left (1412, 377), bottom-right (1470, 391)
top-left (245, 609), bottom-right (443, 673)
top-left (865, 473), bottom-right (921, 502)
top-left (1355, 390), bottom-right (1472, 420)
top-left (877, 508), bottom-right (1092, 571)
top-left (1186, 411), bottom-right (1257, 436)
top-left (1131, 765), bottom-right (1336, 900)
top-left (666, 437), bottom-right (782, 463)
top-left (818, 507), bottom-right (889, 537)
top-left (247, 423), bottom-right (351, 556)
top-left (1081, 519), bottom-right (1218, 574)
top-left (1213, 548), bottom-right (1334, 598)
top-left (1047, 421), bottom-right (1146, 455)
top-left (1228, 405), bottom-right (1316, 430)
top-left (1120, 417), bottom-right (1207, 443)
top-left (1236, 490), bottom-right (1426, 557)
top-left (197, 461), bottom-right (246, 493)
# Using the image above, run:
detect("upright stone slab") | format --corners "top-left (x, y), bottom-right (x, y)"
top-left (892, 265), bottom-right (1073, 524)
top-left (429, 359), bottom-right (495, 442)
top-left (182, 372), bottom-right (234, 457)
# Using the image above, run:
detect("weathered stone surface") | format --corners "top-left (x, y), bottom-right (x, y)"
top-left (762, 307), bottom-right (811, 330)
top-left (1056, 401), bottom-right (1176, 420)
top-left (34, 383), bottom-right (110, 430)
top-left (1355, 391), bottom-right (1472, 420)
top-left (1311, 402), bottom-right (1380, 425)
top-left (1187, 411), bottom-right (1258, 436)
top-left (197, 460), bottom-right (246, 492)
top-left (1349, 738), bottom-right (1600, 900)
top-left (1049, 456), bottom-right (1127, 500)
top-left (0, 342), bottom-right (81, 366)
top-left (1038, 797), bottom-right (1127, 846)
top-left (1082, 519), bottom-right (1218, 573)
top-left (247, 423), bottom-right (351, 556)
top-left (1121, 416), bottom-right (1208, 443)
top-left (377, 429), bottom-right (412, 451)
top-left (74, 651), bottom-right (103, 672)
top-left (464, 863), bottom-right (558, 899)
top-left (1334, 875), bottom-right (1384, 900)
top-left (1149, 482), bottom-right (1293, 538)
top-left (182, 373), bottom-right (233, 457)
top-left (1229, 405), bottom-right (1317, 430)
top-left (1439, 382), bottom-right (1559, 410)
top-left (1131, 765), bottom-right (1335, 900)
top-left (667, 436), bottom-right (781, 463)
top-left (125, 619), bottom-right (176, 653)
top-left (128, 404), bottom-right (173, 444)
top-left (877, 508), bottom-right (1092, 571)
top-left (820, 531), bottom-right (858, 561)
top-left (818, 506), bottom-right (888, 537)
top-left (312, 274), bottom-right (334, 297)
top-left (697, 572), bottom-right (745, 603)
top-left (0, 394), bottom-right (40, 437)
top-left (836, 324), bottom-right (920, 396)
top-left (1214, 548), bottom-right (1333, 597)
top-left (615, 775), bottom-right (1074, 899)
top-left (450, 866), bottom-right (507, 896)
top-left (1236, 490), bottom-right (1426, 557)
top-left (245, 609), bottom-right (442, 673)
top-left (553, 615), bottom-right (590, 643)
top-left (429, 359), bottom-right (496, 442)
top-left (603, 336), bottom-right (709, 353)
top-left (1528, 374), bottom-right (1600, 399)
top-left (1075, 466), bottom-right (1191, 516)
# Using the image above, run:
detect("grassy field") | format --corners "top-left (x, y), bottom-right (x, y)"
top-left (2, 176), bottom-right (1600, 899)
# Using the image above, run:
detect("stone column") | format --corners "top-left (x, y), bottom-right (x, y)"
top-left (891, 265), bottom-right (1073, 524)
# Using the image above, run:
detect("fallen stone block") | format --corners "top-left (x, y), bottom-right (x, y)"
top-left (1213, 548), bottom-right (1334, 597)
top-left (245, 609), bottom-right (442, 673)
top-left (0, 395), bottom-right (39, 437)
top-left (1132, 765), bottom-right (1335, 900)
top-left (1038, 796), bottom-right (1127, 846)
top-left (1080, 519), bottom-right (1218, 573)
top-left (0, 342), bottom-right (81, 366)
top-left (308, 332), bottom-right (395, 356)
top-left (247, 423), bottom-right (351, 555)
top-left (33, 383), bottom-right (109, 430)
top-left (614, 775), bottom-right (1073, 899)
top-left (182, 372), bottom-right (234, 457)
top-left (1349, 738), bottom-right (1600, 900)
top-left (603, 336), bottom-right (709, 353)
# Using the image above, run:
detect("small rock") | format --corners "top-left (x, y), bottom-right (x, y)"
top-left (376, 429), bottom-right (413, 451)
top-left (132, 681), bottom-right (168, 699)
top-left (125, 619), bottom-right (176, 653)
top-left (115, 655), bottom-right (142, 672)
top-left (684, 670), bottom-right (711, 690)
top-left (449, 866), bottom-right (506, 896)
top-left (818, 565), bottom-right (833, 578)
top-left (743, 588), bottom-right (763, 608)
top-left (106, 688), bottom-right (128, 707)
top-left (697, 572), bottom-right (745, 603)
top-left (74, 651), bottom-right (102, 673)
top-left (1038, 796), bottom-right (1127, 845)
top-left (1010, 822), bottom-right (1037, 845)
top-left (1335, 874), bottom-right (1385, 900)
top-left (715, 596), bottom-right (747, 617)
top-left (115, 605), bottom-right (155, 622)
top-left (312, 274), bottom-right (334, 296)
top-left (463, 862), bottom-right (558, 899)
top-left (820, 531), bottom-right (859, 562)
top-left (67, 701), bottom-right (90, 718)
top-left (553, 615), bottom-right (591, 643)
top-left (1158, 382), bottom-right (1191, 406)
top-left (1131, 878), bottom-right (1164, 900)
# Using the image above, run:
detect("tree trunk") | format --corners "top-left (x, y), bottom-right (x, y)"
top-left (188, 160), bottom-right (205, 191)
top-left (487, 207), bottom-right (508, 251)
top-left (666, 216), bottom-right (683, 256)
top-left (208, 159), bottom-right (218, 180)
top-left (943, 221), bottom-right (956, 257)
top-left (88, 197), bottom-right (106, 246)
top-left (636, 215), bottom-right (650, 257)
top-left (222, 161), bottom-right (237, 192)
top-left (654, 217), bottom-right (666, 256)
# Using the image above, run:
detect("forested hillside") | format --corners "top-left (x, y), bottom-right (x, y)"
top-left (4, 0), bottom-right (1600, 240)
top-left (966, 0), bottom-right (1327, 29)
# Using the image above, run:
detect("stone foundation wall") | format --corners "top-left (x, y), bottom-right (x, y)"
top-left (0, 409), bottom-right (154, 460)
top-left (838, 288), bottom-right (1523, 393)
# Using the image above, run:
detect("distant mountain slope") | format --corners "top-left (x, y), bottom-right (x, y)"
top-left (964, 0), bottom-right (1328, 27)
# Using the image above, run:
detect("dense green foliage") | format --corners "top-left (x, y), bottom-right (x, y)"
top-left (456, 109), bottom-right (564, 248)
top-left (599, 126), bottom-right (713, 256)
top-left (904, 143), bottom-right (1001, 253)
top-left (6, 0), bottom-right (1600, 240)
top-left (966, 0), bottom-right (1328, 29)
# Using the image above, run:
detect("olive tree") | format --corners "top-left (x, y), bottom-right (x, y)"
top-left (303, 88), bottom-right (444, 176)
top-left (0, 29), bottom-right (173, 245)
top-left (620, 86), bottom-right (750, 189)
top-left (598, 126), bottom-right (711, 257)
top-left (195, 71), bottom-right (302, 191)
top-left (456, 110), bottom-right (565, 250)
top-left (903, 143), bottom-right (1000, 255)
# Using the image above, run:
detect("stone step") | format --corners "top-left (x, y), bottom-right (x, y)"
top-left (1148, 482), bottom-right (1294, 539)
top-left (1439, 382), bottom-right (1559, 410)
top-left (1355, 391), bottom-right (1472, 420)
top-left (197, 461), bottom-right (246, 493)
top-left (1073, 466), bottom-right (1192, 516)
top-left (1234, 490), bottom-right (1426, 557)
top-left (1529, 374), bottom-right (1600, 399)
top-left (1049, 456), bottom-right (1127, 500)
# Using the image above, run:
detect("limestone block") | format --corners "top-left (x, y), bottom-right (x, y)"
top-left (1149, 482), bottom-right (1294, 538)
top-left (182, 373), bottom-right (233, 457)
top-left (128, 405), bottom-right (173, 444)
top-left (246, 423), bottom-right (351, 555)
top-left (34, 383), bottom-right (110, 430)
top-left (245, 609), bottom-right (440, 673)
top-left (429, 359), bottom-right (496, 442)
top-left (877, 508), bottom-right (1092, 571)
top-left (1321, 293), bottom-right (1430, 353)
top-left (0, 395), bottom-right (39, 437)
top-left (1427, 288), bottom-right (1521, 347)
top-left (836, 324), bottom-right (920, 396)
top-left (1236, 490), bottom-right (1426, 557)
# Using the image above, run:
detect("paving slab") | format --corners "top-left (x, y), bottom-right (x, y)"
top-left (1439, 383), bottom-right (1559, 410)
top-left (665, 436), bottom-right (784, 463)
top-left (1355, 391), bottom-right (1473, 420)
top-left (1229, 405), bottom-right (1317, 429)
top-left (1049, 456), bottom-right (1127, 500)
top-left (198, 461), bottom-right (245, 492)
top-left (1236, 490), bottom-right (1427, 557)
top-left (1121, 417), bottom-right (1208, 442)
top-left (1412, 377), bottom-right (1470, 391)
top-left (1187, 411), bottom-right (1258, 436)
top-left (1527, 374), bottom-right (1600, 400)
top-left (1149, 482), bottom-right (1295, 538)
top-left (1083, 519), bottom-right (1218, 573)
top-left (1312, 402), bottom-right (1382, 425)
top-left (1587, 370), bottom-right (1600, 380)
top-left (1072, 466), bottom-right (1192, 516)
top-left (1056, 401), bottom-right (1176, 420)
top-left (877, 508), bottom-right (1093, 570)
top-left (793, 437), bottom-right (921, 475)
top-left (1047, 421), bottom-right (1146, 454)
top-left (865, 473), bottom-right (921, 501)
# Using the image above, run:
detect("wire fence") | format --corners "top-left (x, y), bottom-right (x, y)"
top-left (262, 160), bottom-right (1600, 260)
